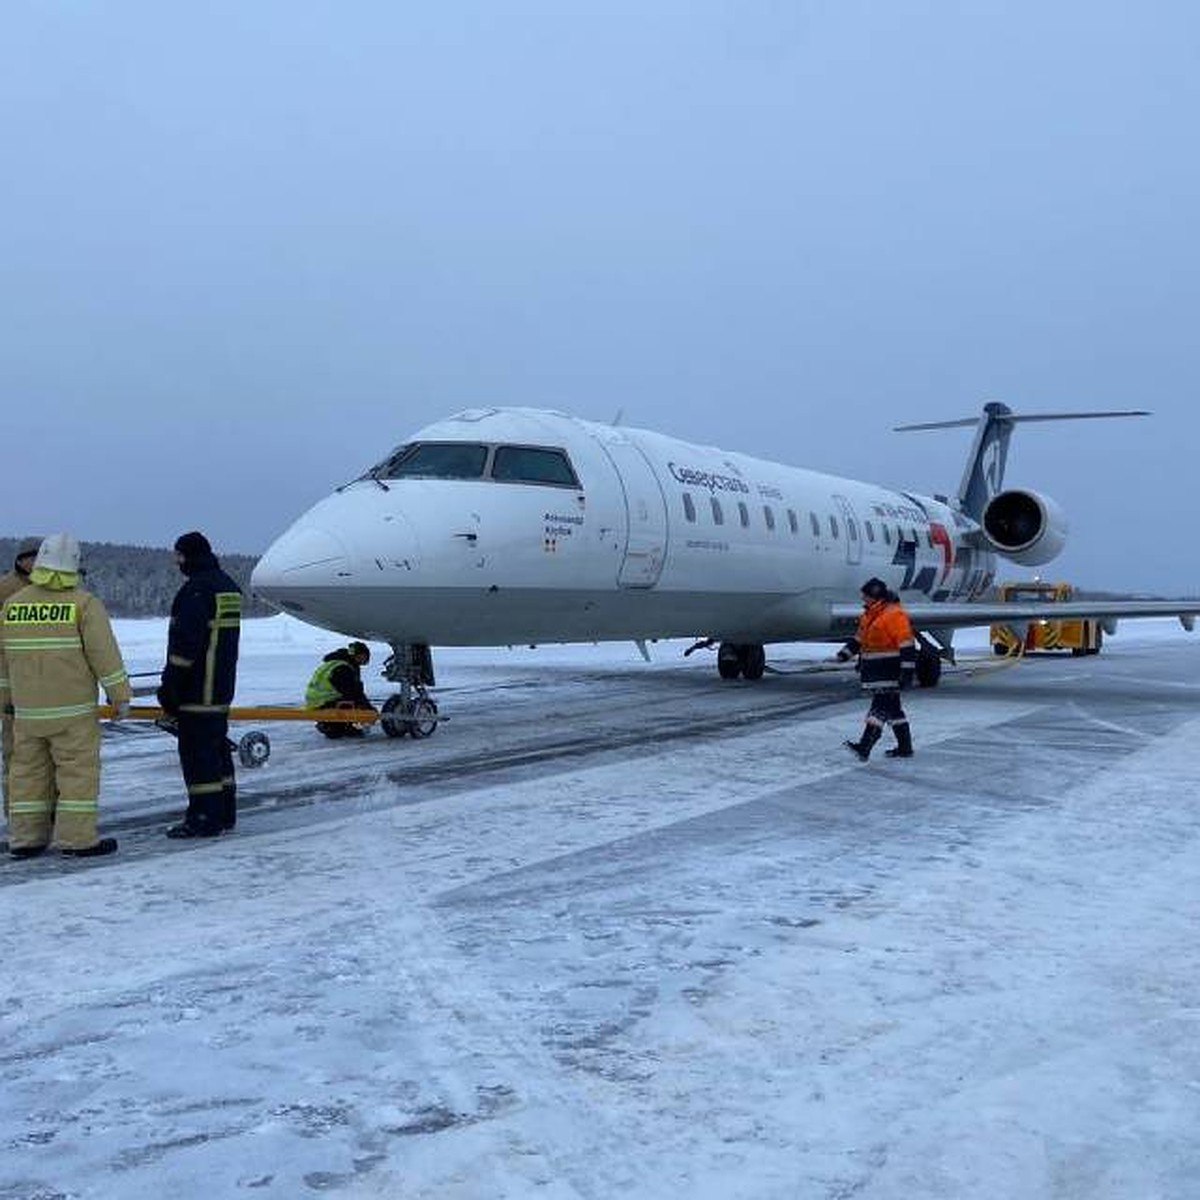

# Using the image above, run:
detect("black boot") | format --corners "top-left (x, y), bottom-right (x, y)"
top-left (844, 725), bottom-right (882, 761)
top-left (9, 843), bottom-right (49, 860)
top-left (61, 837), bottom-right (118, 858)
top-left (166, 821), bottom-right (221, 839)
top-left (885, 723), bottom-right (914, 758)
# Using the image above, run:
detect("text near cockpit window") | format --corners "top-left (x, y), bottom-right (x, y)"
top-left (372, 442), bottom-right (489, 479)
top-left (491, 445), bottom-right (580, 487)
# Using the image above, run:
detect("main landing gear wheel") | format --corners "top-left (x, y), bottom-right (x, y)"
top-left (717, 642), bottom-right (766, 680)
top-left (380, 694), bottom-right (440, 739)
top-left (717, 643), bottom-right (742, 679)
top-left (237, 730), bottom-right (271, 768)
top-left (915, 646), bottom-right (942, 688)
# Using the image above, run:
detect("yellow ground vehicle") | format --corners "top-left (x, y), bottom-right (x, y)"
top-left (990, 581), bottom-right (1104, 656)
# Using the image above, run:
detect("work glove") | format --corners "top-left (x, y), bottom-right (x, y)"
top-left (111, 699), bottom-right (131, 721)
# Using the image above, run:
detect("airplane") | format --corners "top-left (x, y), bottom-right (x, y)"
top-left (250, 402), bottom-right (1199, 734)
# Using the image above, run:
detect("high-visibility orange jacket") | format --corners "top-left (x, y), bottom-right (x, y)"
top-left (845, 599), bottom-right (916, 691)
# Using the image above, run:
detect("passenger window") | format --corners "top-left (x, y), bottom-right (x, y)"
top-left (376, 441), bottom-right (488, 480)
top-left (683, 493), bottom-right (696, 523)
top-left (809, 512), bottom-right (820, 537)
top-left (764, 506), bottom-right (775, 531)
top-left (738, 501), bottom-right (750, 528)
top-left (491, 445), bottom-right (579, 487)
top-left (883, 525), bottom-right (891, 545)
top-left (710, 496), bottom-right (724, 525)
top-left (787, 508), bottom-right (798, 534)
top-left (829, 515), bottom-right (839, 539)
top-left (865, 521), bottom-right (875, 543)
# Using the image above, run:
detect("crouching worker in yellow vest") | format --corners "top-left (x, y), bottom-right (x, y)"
top-left (0, 533), bottom-right (131, 860)
top-left (305, 641), bottom-right (377, 739)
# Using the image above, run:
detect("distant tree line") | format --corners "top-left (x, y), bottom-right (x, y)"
top-left (0, 537), bottom-right (273, 618)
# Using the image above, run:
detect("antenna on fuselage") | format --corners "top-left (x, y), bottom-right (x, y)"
top-left (611, 408), bottom-right (624, 427)
top-left (894, 402), bottom-right (1150, 522)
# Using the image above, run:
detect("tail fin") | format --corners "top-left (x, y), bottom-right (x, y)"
top-left (895, 402), bottom-right (1150, 522)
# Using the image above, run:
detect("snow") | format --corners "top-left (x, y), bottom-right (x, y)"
top-left (3, 617), bottom-right (1200, 1199)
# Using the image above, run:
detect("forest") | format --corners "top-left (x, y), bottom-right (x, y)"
top-left (0, 538), bottom-right (273, 618)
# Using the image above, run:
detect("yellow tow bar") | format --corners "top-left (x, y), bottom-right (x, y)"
top-left (98, 704), bottom-right (385, 769)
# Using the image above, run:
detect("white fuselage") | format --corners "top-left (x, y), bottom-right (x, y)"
top-left (251, 408), bottom-right (994, 646)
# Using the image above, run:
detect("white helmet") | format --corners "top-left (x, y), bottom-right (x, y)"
top-left (35, 532), bottom-right (82, 574)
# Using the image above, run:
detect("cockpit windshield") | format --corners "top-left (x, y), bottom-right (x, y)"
top-left (492, 445), bottom-right (579, 486)
top-left (370, 442), bottom-right (489, 480)
top-left (364, 441), bottom-right (580, 487)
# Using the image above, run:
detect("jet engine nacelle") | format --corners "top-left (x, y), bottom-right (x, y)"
top-left (980, 488), bottom-right (1068, 567)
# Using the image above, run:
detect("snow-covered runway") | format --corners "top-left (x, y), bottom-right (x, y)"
top-left (3, 619), bottom-right (1199, 1199)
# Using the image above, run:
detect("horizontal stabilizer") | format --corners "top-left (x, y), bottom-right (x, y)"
top-left (895, 409), bottom-right (1150, 432)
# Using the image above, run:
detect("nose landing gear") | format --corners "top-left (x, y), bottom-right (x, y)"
top-left (380, 642), bottom-right (440, 739)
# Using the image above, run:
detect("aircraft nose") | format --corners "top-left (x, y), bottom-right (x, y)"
top-left (251, 526), bottom-right (351, 597)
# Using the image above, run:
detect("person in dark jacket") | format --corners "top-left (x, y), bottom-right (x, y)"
top-left (836, 576), bottom-right (917, 761)
top-left (305, 642), bottom-right (376, 738)
top-left (1, 538), bottom-right (41, 815)
top-left (158, 531), bottom-right (242, 837)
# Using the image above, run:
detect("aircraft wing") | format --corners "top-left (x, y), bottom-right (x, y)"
top-left (828, 598), bottom-right (1200, 635)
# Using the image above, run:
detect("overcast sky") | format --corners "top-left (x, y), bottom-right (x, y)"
top-left (2, 2), bottom-right (1197, 592)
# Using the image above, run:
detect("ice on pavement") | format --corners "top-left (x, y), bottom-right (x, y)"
top-left (3, 617), bottom-right (1199, 1199)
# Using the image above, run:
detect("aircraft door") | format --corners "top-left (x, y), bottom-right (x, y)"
top-left (597, 435), bottom-right (669, 588)
top-left (833, 494), bottom-right (862, 566)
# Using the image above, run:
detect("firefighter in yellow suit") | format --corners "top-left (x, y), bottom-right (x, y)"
top-left (0, 533), bottom-right (132, 859)
top-left (0, 538), bottom-right (40, 818)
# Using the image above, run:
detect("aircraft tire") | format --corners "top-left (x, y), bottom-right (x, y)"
top-left (915, 647), bottom-right (942, 688)
top-left (741, 644), bottom-right (766, 681)
top-left (380, 694), bottom-right (410, 738)
top-left (407, 698), bottom-right (439, 739)
top-left (717, 643), bottom-right (743, 680)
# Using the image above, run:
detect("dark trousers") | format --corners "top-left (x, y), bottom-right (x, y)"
top-left (176, 712), bottom-right (237, 831)
top-left (866, 688), bottom-right (907, 727)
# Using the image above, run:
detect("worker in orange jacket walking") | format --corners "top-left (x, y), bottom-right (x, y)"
top-left (836, 577), bottom-right (917, 761)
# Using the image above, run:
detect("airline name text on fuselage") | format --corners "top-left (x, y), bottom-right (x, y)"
top-left (667, 463), bottom-right (750, 494)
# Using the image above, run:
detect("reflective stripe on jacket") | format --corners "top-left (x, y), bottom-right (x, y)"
top-left (304, 650), bottom-right (369, 709)
top-left (853, 600), bottom-right (916, 691)
top-left (0, 584), bottom-right (131, 719)
top-left (306, 658), bottom-right (345, 708)
top-left (163, 563), bottom-right (242, 714)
